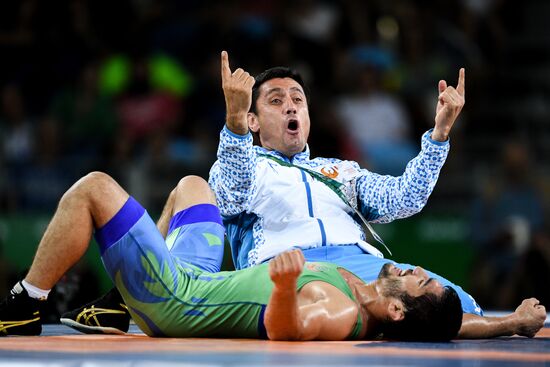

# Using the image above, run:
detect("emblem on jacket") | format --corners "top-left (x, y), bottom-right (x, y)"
top-left (320, 166), bottom-right (339, 179)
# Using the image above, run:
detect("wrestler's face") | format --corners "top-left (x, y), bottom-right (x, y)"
top-left (378, 263), bottom-right (444, 298)
top-left (248, 77), bottom-right (310, 158)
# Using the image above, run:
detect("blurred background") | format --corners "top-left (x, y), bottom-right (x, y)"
top-left (0, 0), bottom-right (549, 320)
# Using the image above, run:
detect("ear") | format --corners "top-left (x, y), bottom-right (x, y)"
top-left (248, 112), bottom-right (259, 133)
top-left (387, 299), bottom-right (405, 322)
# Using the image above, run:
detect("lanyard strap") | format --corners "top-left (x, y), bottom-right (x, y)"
top-left (259, 154), bottom-right (392, 256)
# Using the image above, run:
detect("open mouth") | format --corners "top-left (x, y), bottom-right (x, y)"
top-left (287, 119), bottom-right (298, 131)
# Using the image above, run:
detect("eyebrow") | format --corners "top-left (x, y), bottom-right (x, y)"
top-left (265, 87), bottom-right (305, 96)
top-left (421, 278), bottom-right (434, 288)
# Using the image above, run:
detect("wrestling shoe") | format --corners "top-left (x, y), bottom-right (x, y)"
top-left (0, 282), bottom-right (43, 336)
top-left (60, 287), bottom-right (130, 335)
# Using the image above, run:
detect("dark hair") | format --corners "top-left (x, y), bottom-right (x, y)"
top-left (250, 67), bottom-right (309, 114)
top-left (381, 286), bottom-right (463, 342)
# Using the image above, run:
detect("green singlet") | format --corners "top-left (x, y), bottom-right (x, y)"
top-left (116, 260), bottom-right (363, 339)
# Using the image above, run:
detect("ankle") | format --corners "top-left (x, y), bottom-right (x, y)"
top-left (20, 280), bottom-right (50, 300)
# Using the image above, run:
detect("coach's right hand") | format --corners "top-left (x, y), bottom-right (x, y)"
top-left (221, 51), bottom-right (255, 135)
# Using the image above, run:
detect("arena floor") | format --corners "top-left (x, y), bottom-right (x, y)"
top-left (1, 313), bottom-right (549, 367)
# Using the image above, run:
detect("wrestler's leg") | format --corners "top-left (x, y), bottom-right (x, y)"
top-left (60, 176), bottom-right (224, 335)
top-left (2, 172), bottom-right (129, 336)
top-left (26, 171), bottom-right (129, 291)
top-left (164, 176), bottom-right (225, 272)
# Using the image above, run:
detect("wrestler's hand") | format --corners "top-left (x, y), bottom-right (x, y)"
top-left (432, 68), bottom-right (465, 142)
top-left (513, 298), bottom-right (546, 337)
top-left (221, 50), bottom-right (255, 135)
top-left (269, 249), bottom-right (305, 290)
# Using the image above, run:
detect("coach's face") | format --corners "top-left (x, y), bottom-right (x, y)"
top-left (248, 77), bottom-right (310, 158)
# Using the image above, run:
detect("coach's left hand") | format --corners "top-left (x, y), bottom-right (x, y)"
top-left (432, 68), bottom-right (465, 142)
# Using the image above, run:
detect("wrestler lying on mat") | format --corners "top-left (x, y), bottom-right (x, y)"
top-left (0, 173), bottom-right (463, 341)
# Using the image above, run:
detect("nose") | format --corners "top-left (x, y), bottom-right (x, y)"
top-left (284, 99), bottom-right (297, 115)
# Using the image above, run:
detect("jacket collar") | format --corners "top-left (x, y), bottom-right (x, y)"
top-left (254, 144), bottom-right (311, 164)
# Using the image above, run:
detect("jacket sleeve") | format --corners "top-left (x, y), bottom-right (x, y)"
top-left (355, 129), bottom-right (450, 223)
top-left (208, 125), bottom-right (258, 217)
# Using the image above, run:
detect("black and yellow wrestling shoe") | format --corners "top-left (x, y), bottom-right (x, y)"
top-left (0, 282), bottom-right (43, 336)
top-left (60, 287), bottom-right (130, 335)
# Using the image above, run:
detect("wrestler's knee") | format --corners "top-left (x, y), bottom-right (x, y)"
top-left (81, 171), bottom-right (119, 194)
top-left (177, 175), bottom-right (209, 191)
top-left (64, 171), bottom-right (124, 204)
top-left (174, 175), bottom-right (216, 207)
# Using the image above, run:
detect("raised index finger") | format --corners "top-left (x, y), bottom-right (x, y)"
top-left (221, 50), bottom-right (231, 82)
top-left (456, 68), bottom-right (465, 96)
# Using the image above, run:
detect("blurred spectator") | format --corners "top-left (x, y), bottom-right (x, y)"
top-left (0, 84), bottom-right (35, 210)
top-left (0, 1), bottom-right (38, 82)
top-left (50, 61), bottom-right (118, 162)
top-left (283, 0), bottom-right (341, 86)
top-left (499, 230), bottom-right (550, 309)
top-left (100, 52), bottom-right (212, 211)
top-left (0, 85), bottom-right (34, 165)
top-left (0, 236), bottom-right (13, 296)
top-left (469, 141), bottom-right (547, 309)
top-left (185, 54), bottom-right (225, 132)
top-left (19, 117), bottom-right (72, 211)
top-left (458, 0), bottom-right (508, 65)
top-left (307, 97), bottom-right (361, 161)
top-left (336, 48), bottom-right (416, 175)
top-left (116, 56), bottom-right (181, 143)
top-left (286, 0), bottom-right (339, 45)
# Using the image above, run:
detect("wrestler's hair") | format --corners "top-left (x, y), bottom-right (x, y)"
top-left (381, 286), bottom-right (463, 342)
top-left (250, 67), bottom-right (309, 114)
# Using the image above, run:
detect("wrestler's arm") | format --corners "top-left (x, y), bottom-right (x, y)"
top-left (458, 298), bottom-right (546, 338)
top-left (264, 250), bottom-right (357, 341)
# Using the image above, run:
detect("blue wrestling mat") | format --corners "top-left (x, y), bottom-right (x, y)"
top-left (0, 316), bottom-right (548, 367)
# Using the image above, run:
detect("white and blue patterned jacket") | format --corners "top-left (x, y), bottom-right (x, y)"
top-left (209, 126), bottom-right (450, 269)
